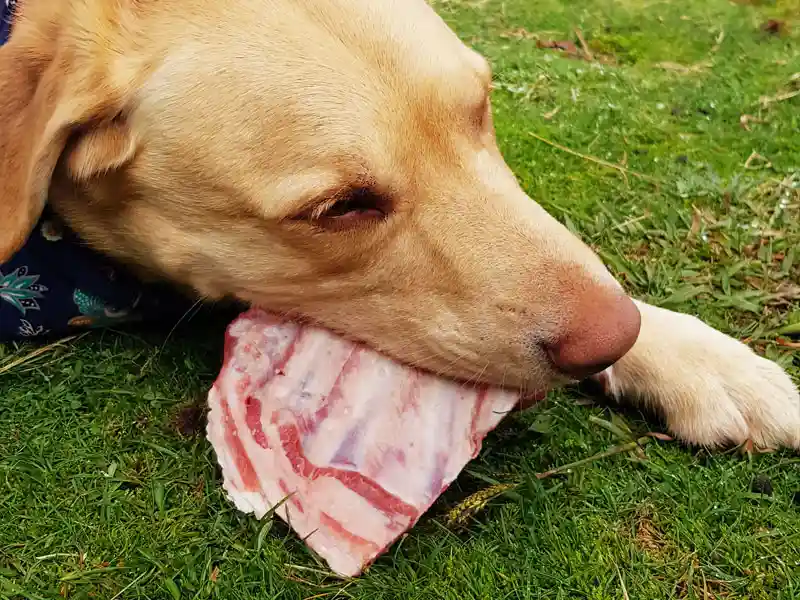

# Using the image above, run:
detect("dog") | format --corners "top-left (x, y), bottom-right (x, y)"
top-left (1, 0), bottom-right (798, 450)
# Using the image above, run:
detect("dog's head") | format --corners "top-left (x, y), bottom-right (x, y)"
top-left (0, 0), bottom-right (639, 392)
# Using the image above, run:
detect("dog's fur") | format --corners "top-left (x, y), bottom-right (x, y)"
top-left (1, 0), bottom-right (798, 449)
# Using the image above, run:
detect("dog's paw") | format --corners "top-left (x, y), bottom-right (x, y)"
top-left (597, 302), bottom-right (800, 450)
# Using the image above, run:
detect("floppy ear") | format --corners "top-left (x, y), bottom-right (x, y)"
top-left (0, 36), bottom-right (138, 261)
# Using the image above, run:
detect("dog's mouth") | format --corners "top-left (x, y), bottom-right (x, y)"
top-left (247, 304), bottom-right (552, 409)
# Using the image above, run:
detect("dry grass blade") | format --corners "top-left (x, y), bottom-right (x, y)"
top-left (646, 432), bottom-right (674, 442)
top-left (759, 89), bottom-right (800, 108)
top-left (528, 132), bottom-right (659, 186)
top-left (110, 568), bottom-right (157, 600)
top-left (0, 335), bottom-right (80, 375)
top-left (739, 114), bottom-right (765, 131)
top-left (655, 60), bottom-right (712, 74)
top-left (536, 436), bottom-right (655, 479)
top-left (743, 151), bottom-right (772, 170)
top-left (616, 565), bottom-right (630, 600)
top-left (543, 106), bottom-right (561, 120)
top-left (711, 28), bottom-right (725, 53)
top-left (615, 214), bottom-right (650, 232)
top-left (575, 28), bottom-right (593, 60)
top-left (775, 337), bottom-right (800, 349)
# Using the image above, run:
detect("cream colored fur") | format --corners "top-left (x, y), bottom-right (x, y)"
top-left (599, 302), bottom-right (799, 449)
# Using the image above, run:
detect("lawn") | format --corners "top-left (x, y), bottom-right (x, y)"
top-left (2, 0), bottom-right (799, 598)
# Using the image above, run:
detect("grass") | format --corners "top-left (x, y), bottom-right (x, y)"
top-left (2, 0), bottom-right (800, 598)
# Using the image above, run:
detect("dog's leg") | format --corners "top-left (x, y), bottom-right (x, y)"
top-left (593, 300), bottom-right (800, 449)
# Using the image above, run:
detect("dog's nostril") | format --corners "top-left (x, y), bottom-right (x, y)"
top-left (545, 346), bottom-right (616, 380)
top-left (545, 291), bottom-right (641, 380)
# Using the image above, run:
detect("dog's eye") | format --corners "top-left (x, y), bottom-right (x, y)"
top-left (295, 187), bottom-right (389, 231)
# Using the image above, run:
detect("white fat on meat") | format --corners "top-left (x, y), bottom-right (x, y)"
top-left (207, 308), bottom-right (519, 577)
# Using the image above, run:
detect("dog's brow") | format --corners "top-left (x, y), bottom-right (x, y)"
top-left (264, 171), bottom-right (356, 218)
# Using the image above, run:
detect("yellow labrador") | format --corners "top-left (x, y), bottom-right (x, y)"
top-left (1, 0), bottom-right (797, 449)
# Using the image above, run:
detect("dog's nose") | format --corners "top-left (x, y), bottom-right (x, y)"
top-left (545, 289), bottom-right (641, 379)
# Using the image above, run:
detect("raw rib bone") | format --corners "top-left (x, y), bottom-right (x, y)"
top-left (207, 308), bottom-right (519, 577)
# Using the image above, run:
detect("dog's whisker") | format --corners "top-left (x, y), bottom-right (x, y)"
top-left (160, 296), bottom-right (208, 351)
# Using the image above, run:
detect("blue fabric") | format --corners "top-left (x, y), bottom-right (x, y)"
top-left (1, 1), bottom-right (193, 341)
top-left (0, 0), bottom-right (14, 46)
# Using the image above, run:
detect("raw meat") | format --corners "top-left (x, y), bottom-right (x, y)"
top-left (206, 308), bottom-right (520, 577)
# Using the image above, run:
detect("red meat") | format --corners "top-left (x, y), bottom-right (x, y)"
top-left (207, 308), bottom-right (520, 577)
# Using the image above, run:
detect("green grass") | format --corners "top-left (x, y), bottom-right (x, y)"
top-left (2, 0), bottom-right (800, 598)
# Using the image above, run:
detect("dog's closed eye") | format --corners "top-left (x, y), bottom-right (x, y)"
top-left (293, 186), bottom-right (391, 231)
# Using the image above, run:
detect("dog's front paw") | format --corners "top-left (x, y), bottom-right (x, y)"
top-left (598, 302), bottom-right (800, 450)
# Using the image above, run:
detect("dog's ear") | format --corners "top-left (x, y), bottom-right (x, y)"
top-left (0, 31), bottom-right (138, 261)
